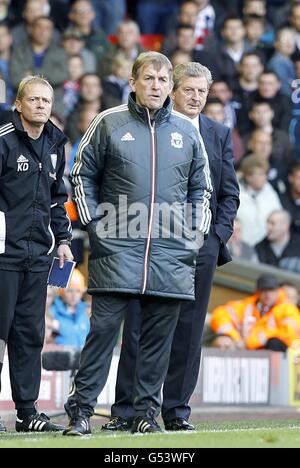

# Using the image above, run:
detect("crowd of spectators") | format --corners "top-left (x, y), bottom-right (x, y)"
top-left (1, 1), bottom-right (300, 340)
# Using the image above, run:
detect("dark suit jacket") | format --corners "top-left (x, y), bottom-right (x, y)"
top-left (199, 114), bottom-right (240, 266)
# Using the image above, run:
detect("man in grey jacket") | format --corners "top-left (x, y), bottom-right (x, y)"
top-left (64, 52), bottom-right (212, 436)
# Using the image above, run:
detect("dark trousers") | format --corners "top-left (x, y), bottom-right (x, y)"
top-left (68, 294), bottom-right (181, 418)
top-left (0, 270), bottom-right (48, 410)
top-left (111, 234), bottom-right (219, 422)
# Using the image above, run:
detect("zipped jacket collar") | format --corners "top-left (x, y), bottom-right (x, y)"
top-left (12, 110), bottom-right (68, 147)
top-left (128, 93), bottom-right (172, 126)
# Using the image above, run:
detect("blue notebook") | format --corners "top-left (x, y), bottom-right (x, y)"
top-left (47, 257), bottom-right (77, 288)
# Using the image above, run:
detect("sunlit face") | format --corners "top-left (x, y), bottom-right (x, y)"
top-left (172, 76), bottom-right (209, 119)
top-left (15, 83), bottom-right (53, 126)
top-left (130, 64), bottom-right (173, 115)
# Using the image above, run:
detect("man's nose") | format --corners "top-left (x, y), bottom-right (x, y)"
top-left (191, 90), bottom-right (201, 100)
top-left (151, 78), bottom-right (160, 89)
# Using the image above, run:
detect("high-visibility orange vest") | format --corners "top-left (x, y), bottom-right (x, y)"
top-left (211, 290), bottom-right (300, 349)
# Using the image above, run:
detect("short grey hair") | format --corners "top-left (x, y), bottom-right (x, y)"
top-left (132, 52), bottom-right (173, 80)
top-left (173, 62), bottom-right (213, 90)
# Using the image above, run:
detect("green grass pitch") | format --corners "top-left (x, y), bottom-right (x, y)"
top-left (1, 420), bottom-right (300, 448)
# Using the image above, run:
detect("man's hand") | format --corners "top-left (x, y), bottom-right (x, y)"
top-left (57, 244), bottom-right (74, 269)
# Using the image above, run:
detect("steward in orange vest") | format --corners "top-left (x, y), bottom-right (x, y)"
top-left (211, 275), bottom-right (300, 351)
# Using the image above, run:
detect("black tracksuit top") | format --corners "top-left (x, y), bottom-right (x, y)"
top-left (0, 111), bottom-right (71, 272)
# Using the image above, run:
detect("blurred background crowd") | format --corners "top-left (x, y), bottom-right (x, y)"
top-left (1, 0), bottom-right (300, 348)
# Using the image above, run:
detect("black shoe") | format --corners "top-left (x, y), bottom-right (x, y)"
top-left (131, 411), bottom-right (163, 434)
top-left (165, 418), bottom-right (195, 432)
top-left (15, 413), bottom-right (65, 433)
top-left (0, 419), bottom-right (6, 433)
top-left (63, 401), bottom-right (91, 437)
top-left (102, 416), bottom-right (131, 432)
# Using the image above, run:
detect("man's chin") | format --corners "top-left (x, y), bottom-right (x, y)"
top-left (184, 110), bottom-right (199, 119)
top-left (33, 117), bottom-right (48, 125)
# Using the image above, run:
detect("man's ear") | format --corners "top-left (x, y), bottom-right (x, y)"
top-left (15, 100), bottom-right (21, 113)
top-left (129, 77), bottom-right (136, 92)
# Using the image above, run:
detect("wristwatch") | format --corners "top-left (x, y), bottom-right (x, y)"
top-left (57, 239), bottom-right (72, 247)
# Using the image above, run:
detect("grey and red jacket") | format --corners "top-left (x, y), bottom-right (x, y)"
top-left (71, 95), bottom-right (212, 300)
top-left (0, 111), bottom-right (72, 272)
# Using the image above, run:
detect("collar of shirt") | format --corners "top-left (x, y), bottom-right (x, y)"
top-left (270, 239), bottom-right (289, 258)
top-left (226, 47), bottom-right (244, 64)
top-left (191, 115), bottom-right (200, 131)
top-left (246, 186), bottom-right (262, 198)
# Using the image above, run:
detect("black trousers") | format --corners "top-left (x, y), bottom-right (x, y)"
top-left (0, 270), bottom-right (48, 411)
top-left (111, 234), bottom-right (219, 422)
top-left (68, 294), bottom-right (181, 418)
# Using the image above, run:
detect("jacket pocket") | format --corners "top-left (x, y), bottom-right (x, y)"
top-left (0, 211), bottom-right (6, 254)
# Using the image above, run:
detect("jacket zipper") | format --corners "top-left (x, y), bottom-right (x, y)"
top-left (28, 143), bottom-right (56, 260)
top-left (142, 112), bottom-right (156, 295)
top-left (28, 162), bottom-right (43, 260)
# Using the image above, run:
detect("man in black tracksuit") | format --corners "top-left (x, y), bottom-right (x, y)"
top-left (0, 76), bottom-right (73, 433)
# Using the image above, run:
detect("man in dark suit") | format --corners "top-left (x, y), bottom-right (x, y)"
top-left (103, 62), bottom-right (240, 432)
